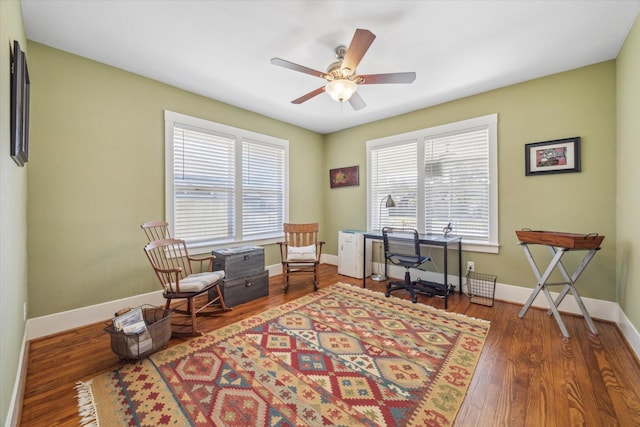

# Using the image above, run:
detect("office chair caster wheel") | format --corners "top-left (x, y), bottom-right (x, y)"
top-left (411, 295), bottom-right (418, 303)
top-left (385, 290), bottom-right (391, 297)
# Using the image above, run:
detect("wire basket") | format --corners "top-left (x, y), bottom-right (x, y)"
top-left (104, 305), bottom-right (173, 360)
top-left (466, 271), bottom-right (497, 307)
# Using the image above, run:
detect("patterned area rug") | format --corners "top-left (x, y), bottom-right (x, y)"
top-left (76, 282), bottom-right (489, 426)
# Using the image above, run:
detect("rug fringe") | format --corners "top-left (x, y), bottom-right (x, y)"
top-left (75, 380), bottom-right (99, 426)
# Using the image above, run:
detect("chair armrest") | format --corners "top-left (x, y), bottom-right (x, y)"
top-left (155, 266), bottom-right (183, 274)
top-left (188, 254), bottom-right (214, 262)
top-left (316, 241), bottom-right (325, 259)
top-left (153, 267), bottom-right (184, 293)
top-left (188, 254), bottom-right (215, 272)
top-left (278, 242), bottom-right (288, 261)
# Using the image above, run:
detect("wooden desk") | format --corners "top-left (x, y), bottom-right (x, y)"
top-left (362, 232), bottom-right (462, 309)
top-left (515, 230), bottom-right (604, 338)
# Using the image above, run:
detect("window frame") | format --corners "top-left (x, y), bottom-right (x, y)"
top-left (165, 110), bottom-right (289, 254)
top-left (366, 114), bottom-right (499, 253)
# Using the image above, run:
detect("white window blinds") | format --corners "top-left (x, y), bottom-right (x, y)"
top-left (370, 140), bottom-right (418, 231)
top-left (424, 129), bottom-right (490, 240)
top-left (173, 124), bottom-right (235, 243)
top-left (166, 111), bottom-right (288, 249)
top-left (242, 139), bottom-right (285, 239)
top-left (367, 114), bottom-right (498, 251)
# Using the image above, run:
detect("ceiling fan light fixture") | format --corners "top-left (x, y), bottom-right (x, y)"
top-left (271, 29), bottom-right (415, 110)
top-left (325, 79), bottom-right (357, 103)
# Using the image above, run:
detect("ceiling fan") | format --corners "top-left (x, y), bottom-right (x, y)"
top-left (270, 29), bottom-right (416, 110)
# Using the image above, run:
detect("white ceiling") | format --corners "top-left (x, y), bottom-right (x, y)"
top-left (22, 0), bottom-right (640, 134)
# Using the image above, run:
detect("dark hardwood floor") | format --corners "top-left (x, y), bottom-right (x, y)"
top-left (19, 264), bottom-right (640, 426)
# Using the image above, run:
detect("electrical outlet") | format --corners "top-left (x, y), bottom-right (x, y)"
top-left (23, 302), bottom-right (27, 322)
top-left (467, 261), bottom-right (475, 272)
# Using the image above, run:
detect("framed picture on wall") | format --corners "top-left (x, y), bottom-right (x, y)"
top-left (525, 137), bottom-right (580, 176)
top-left (330, 166), bottom-right (359, 188)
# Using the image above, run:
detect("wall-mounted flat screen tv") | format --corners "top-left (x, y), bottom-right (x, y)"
top-left (10, 40), bottom-right (30, 167)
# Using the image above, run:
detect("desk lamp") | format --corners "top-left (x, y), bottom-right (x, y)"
top-left (371, 195), bottom-right (396, 282)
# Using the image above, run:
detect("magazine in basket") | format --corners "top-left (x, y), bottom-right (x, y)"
top-left (112, 307), bottom-right (152, 355)
top-left (113, 307), bottom-right (147, 334)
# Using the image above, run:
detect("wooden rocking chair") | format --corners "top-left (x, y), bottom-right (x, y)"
top-left (278, 223), bottom-right (324, 291)
top-left (144, 238), bottom-right (230, 336)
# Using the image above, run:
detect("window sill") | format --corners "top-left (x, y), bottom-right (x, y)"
top-left (462, 241), bottom-right (499, 254)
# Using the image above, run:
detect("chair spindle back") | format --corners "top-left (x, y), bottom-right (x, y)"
top-left (141, 221), bottom-right (171, 243)
top-left (144, 238), bottom-right (193, 287)
top-left (283, 223), bottom-right (319, 247)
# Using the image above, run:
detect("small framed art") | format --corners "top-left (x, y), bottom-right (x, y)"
top-left (525, 137), bottom-right (580, 176)
top-left (329, 166), bottom-right (359, 188)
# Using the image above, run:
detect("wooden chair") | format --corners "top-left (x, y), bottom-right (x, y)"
top-left (141, 220), bottom-right (171, 242)
top-left (141, 220), bottom-right (215, 274)
top-left (144, 238), bottom-right (230, 336)
top-left (278, 223), bottom-right (324, 291)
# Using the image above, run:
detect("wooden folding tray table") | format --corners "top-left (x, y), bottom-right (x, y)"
top-left (515, 230), bottom-right (604, 338)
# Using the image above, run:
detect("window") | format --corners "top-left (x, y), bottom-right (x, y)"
top-left (165, 111), bottom-right (288, 251)
top-left (367, 114), bottom-right (498, 253)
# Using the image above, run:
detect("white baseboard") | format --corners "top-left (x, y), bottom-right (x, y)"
top-left (323, 253), bottom-right (338, 266)
top-left (5, 330), bottom-right (27, 427)
top-left (266, 262), bottom-right (282, 276)
top-left (493, 280), bottom-right (618, 322)
top-left (26, 290), bottom-right (166, 341)
top-left (617, 308), bottom-right (640, 360)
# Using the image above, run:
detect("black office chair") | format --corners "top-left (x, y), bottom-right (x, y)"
top-left (382, 227), bottom-right (431, 303)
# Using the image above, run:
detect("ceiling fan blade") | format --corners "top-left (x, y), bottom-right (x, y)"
top-left (270, 58), bottom-right (327, 79)
top-left (291, 86), bottom-right (326, 104)
top-left (341, 29), bottom-right (376, 74)
top-left (348, 92), bottom-right (366, 110)
top-left (357, 72), bottom-right (417, 85)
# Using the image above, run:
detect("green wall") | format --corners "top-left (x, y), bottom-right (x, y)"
top-left (0, 1), bottom-right (28, 423)
top-left (325, 61), bottom-right (617, 302)
top-left (617, 14), bottom-right (640, 331)
top-left (26, 42), bottom-right (324, 317)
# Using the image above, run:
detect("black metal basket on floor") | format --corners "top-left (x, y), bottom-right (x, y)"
top-left (104, 305), bottom-right (173, 360)
top-left (466, 271), bottom-right (497, 307)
